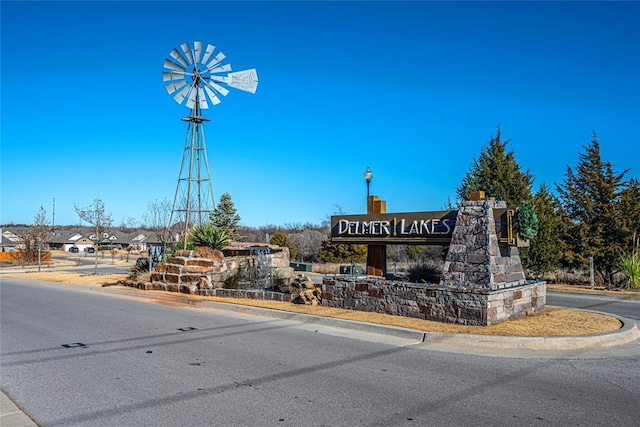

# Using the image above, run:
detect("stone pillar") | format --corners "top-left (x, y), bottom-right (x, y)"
top-left (440, 199), bottom-right (525, 288)
top-left (366, 195), bottom-right (387, 277)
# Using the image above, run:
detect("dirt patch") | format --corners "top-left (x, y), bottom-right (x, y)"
top-left (4, 272), bottom-right (623, 337)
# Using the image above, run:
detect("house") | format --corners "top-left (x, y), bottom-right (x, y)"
top-left (1, 225), bottom-right (163, 253)
top-left (0, 228), bottom-right (24, 252)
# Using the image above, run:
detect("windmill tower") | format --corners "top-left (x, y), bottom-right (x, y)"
top-left (162, 41), bottom-right (258, 243)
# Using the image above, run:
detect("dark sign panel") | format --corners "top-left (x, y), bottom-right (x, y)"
top-left (331, 210), bottom-right (457, 245)
top-left (331, 209), bottom-right (511, 245)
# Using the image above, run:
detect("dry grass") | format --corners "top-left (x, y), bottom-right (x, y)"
top-left (207, 298), bottom-right (620, 337)
top-left (2, 271), bottom-right (127, 287)
top-left (1, 271), bottom-right (623, 337)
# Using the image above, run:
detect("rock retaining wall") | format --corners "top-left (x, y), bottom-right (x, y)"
top-left (149, 244), bottom-right (294, 291)
top-left (119, 279), bottom-right (296, 302)
top-left (321, 278), bottom-right (546, 325)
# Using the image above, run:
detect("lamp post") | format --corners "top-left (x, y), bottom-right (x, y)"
top-left (364, 166), bottom-right (372, 204)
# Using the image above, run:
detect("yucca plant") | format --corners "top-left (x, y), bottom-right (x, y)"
top-left (188, 224), bottom-right (231, 250)
top-left (619, 249), bottom-right (640, 290)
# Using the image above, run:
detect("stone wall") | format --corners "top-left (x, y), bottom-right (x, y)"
top-left (150, 244), bottom-right (294, 292)
top-left (120, 279), bottom-right (295, 302)
top-left (321, 278), bottom-right (546, 325)
top-left (441, 199), bottom-right (526, 287)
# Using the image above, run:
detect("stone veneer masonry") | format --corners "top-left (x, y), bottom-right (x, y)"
top-left (149, 243), bottom-right (293, 292)
top-left (441, 199), bottom-right (526, 287)
top-left (130, 199), bottom-right (545, 325)
top-left (120, 279), bottom-right (296, 302)
top-left (320, 198), bottom-right (545, 325)
top-left (321, 278), bottom-right (546, 326)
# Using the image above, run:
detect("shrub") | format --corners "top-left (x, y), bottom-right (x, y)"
top-left (619, 250), bottom-right (640, 290)
top-left (407, 260), bottom-right (442, 283)
top-left (188, 224), bottom-right (231, 250)
top-left (516, 201), bottom-right (539, 240)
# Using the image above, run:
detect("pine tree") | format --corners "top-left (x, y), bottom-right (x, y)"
top-left (619, 178), bottom-right (640, 249)
top-left (210, 192), bottom-right (241, 240)
top-left (523, 183), bottom-right (564, 276)
top-left (269, 231), bottom-right (298, 261)
top-left (457, 126), bottom-right (534, 206)
top-left (318, 233), bottom-right (367, 263)
top-left (556, 132), bottom-right (629, 285)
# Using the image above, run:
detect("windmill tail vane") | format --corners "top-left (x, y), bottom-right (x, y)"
top-left (163, 41), bottom-right (258, 110)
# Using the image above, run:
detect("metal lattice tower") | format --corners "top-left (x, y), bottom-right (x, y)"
top-left (162, 41), bottom-right (258, 242)
top-left (171, 103), bottom-right (214, 232)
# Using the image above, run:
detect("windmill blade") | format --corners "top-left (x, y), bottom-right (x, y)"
top-left (226, 68), bottom-right (259, 93)
top-left (186, 87), bottom-right (198, 109)
top-left (197, 87), bottom-right (208, 109)
top-left (164, 58), bottom-right (186, 73)
top-left (205, 52), bottom-right (226, 69)
top-left (208, 64), bottom-right (232, 74)
top-left (204, 79), bottom-right (229, 96)
top-left (193, 41), bottom-right (203, 64)
top-left (163, 72), bottom-right (187, 82)
top-left (173, 84), bottom-right (192, 104)
top-left (201, 44), bottom-right (215, 64)
top-left (165, 80), bottom-right (187, 95)
top-left (169, 48), bottom-right (189, 68)
top-left (181, 42), bottom-right (194, 65)
top-left (209, 75), bottom-right (229, 84)
top-left (204, 85), bottom-right (222, 105)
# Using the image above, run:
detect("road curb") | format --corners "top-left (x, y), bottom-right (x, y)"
top-left (421, 314), bottom-right (640, 350)
top-left (548, 288), bottom-right (640, 300)
top-left (101, 285), bottom-right (640, 350)
top-left (0, 390), bottom-right (37, 427)
top-left (3, 280), bottom-right (637, 351)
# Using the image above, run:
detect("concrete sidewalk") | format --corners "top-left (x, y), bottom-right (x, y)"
top-left (1, 392), bottom-right (37, 427)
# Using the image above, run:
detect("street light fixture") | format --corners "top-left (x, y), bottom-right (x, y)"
top-left (364, 166), bottom-right (372, 201)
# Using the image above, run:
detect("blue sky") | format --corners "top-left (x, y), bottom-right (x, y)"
top-left (2, 1), bottom-right (639, 228)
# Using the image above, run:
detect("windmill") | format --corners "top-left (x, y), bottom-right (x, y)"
top-left (163, 41), bottom-right (258, 245)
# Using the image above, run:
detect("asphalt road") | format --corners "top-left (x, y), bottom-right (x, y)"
top-left (547, 291), bottom-right (640, 320)
top-left (2, 278), bottom-right (639, 426)
top-left (26, 253), bottom-right (135, 275)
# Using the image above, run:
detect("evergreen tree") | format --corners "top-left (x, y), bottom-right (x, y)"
top-left (457, 126), bottom-right (534, 206)
top-left (269, 231), bottom-right (298, 261)
top-left (318, 233), bottom-right (367, 263)
top-left (406, 245), bottom-right (424, 261)
top-left (523, 183), bottom-right (564, 276)
top-left (556, 132), bottom-right (629, 285)
top-left (210, 192), bottom-right (241, 239)
top-left (619, 178), bottom-right (640, 249)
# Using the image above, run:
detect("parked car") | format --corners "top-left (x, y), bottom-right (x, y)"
top-left (84, 247), bottom-right (95, 253)
top-left (69, 246), bottom-right (79, 253)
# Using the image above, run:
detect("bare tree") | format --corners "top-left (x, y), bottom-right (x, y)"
top-left (120, 216), bottom-right (139, 230)
top-left (290, 229), bottom-right (326, 262)
top-left (32, 205), bottom-right (50, 271)
top-left (142, 198), bottom-right (174, 255)
top-left (321, 203), bottom-right (346, 228)
top-left (18, 206), bottom-right (51, 270)
top-left (75, 197), bottom-right (113, 275)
